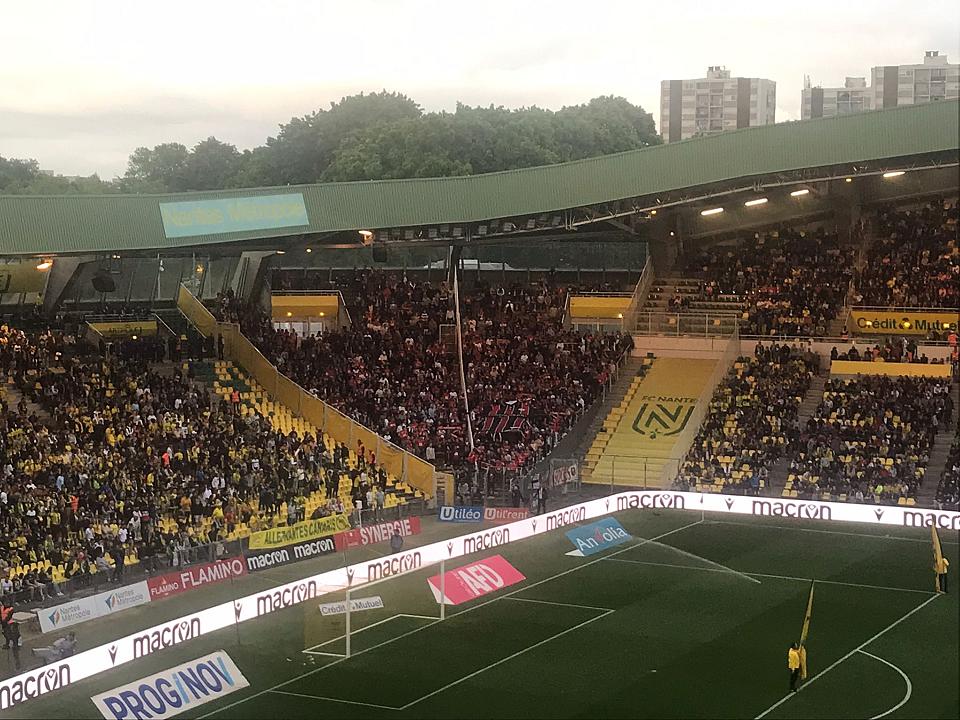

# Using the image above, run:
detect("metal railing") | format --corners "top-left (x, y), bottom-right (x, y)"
top-left (634, 311), bottom-right (742, 337)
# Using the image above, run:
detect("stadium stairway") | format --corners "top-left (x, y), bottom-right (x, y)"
top-left (583, 357), bottom-right (717, 488)
top-left (573, 355), bottom-right (650, 464)
top-left (3, 379), bottom-right (51, 421)
top-left (775, 373), bottom-right (826, 498)
top-left (917, 380), bottom-right (959, 507)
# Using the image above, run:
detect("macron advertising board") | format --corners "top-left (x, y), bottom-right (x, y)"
top-left (91, 651), bottom-right (249, 719)
top-left (3, 492), bottom-right (958, 712)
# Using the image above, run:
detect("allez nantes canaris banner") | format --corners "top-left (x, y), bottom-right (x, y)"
top-left (247, 514), bottom-right (351, 550)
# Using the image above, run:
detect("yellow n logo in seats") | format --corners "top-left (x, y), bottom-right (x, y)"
top-left (631, 401), bottom-right (695, 437)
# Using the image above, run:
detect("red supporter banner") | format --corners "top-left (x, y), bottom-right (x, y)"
top-left (427, 554), bottom-right (526, 605)
top-left (484, 507), bottom-right (530, 523)
top-left (147, 556), bottom-right (248, 601)
top-left (335, 516), bottom-right (422, 551)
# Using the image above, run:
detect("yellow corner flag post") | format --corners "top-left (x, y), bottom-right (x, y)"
top-left (932, 525), bottom-right (945, 593)
top-left (798, 580), bottom-right (814, 680)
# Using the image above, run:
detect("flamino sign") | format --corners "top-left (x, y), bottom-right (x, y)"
top-left (246, 514), bottom-right (351, 550)
top-left (849, 310), bottom-right (959, 336)
top-left (1, 493), bottom-right (956, 712)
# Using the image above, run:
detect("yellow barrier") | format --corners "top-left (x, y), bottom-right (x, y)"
top-left (830, 360), bottom-right (952, 378)
top-left (177, 284), bottom-right (218, 337)
top-left (276, 375), bottom-right (303, 416)
top-left (271, 293), bottom-right (339, 321)
top-left (849, 310), bottom-right (958, 336)
top-left (378, 442), bottom-right (405, 480)
top-left (569, 296), bottom-right (631, 319)
top-left (248, 514), bottom-right (351, 550)
top-left (407, 455), bottom-right (435, 494)
top-left (176, 285), bottom-right (435, 496)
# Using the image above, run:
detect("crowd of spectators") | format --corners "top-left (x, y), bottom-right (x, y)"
top-left (789, 375), bottom-right (953, 503)
top-left (0, 323), bottom-right (380, 605)
top-left (829, 337), bottom-right (950, 366)
top-left (214, 272), bottom-right (632, 480)
top-left (854, 199), bottom-right (959, 309)
top-left (936, 431), bottom-right (960, 511)
top-left (675, 343), bottom-right (814, 494)
top-left (685, 228), bottom-right (855, 337)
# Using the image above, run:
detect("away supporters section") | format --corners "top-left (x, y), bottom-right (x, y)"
top-left (2, 492), bottom-right (957, 711)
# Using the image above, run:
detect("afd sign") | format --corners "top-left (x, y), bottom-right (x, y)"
top-left (91, 651), bottom-right (248, 719)
top-left (565, 518), bottom-right (632, 556)
top-left (438, 506), bottom-right (483, 523)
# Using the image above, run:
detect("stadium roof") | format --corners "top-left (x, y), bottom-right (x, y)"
top-left (1, 100), bottom-right (958, 256)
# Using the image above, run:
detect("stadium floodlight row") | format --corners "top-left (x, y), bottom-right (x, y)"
top-left (1, 491), bottom-right (956, 711)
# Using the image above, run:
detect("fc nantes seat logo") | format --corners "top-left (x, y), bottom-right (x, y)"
top-left (631, 396), bottom-right (696, 438)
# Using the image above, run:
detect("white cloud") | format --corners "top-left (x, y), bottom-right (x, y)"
top-left (1, 0), bottom-right (956, 178)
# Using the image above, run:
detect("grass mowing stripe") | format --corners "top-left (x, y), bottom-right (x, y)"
top-left (704, 519), bottom-right (960, 545)
top-left (603, 557), bottom-right (936, 595)
top-left (397, 609), bottom-right (615, 710)
top-left (195, 519), bottom-right (703, 718)
top-left (858, 650), bottom-right (913, 719)
top-left (754, 593), bottom-right (940, 719)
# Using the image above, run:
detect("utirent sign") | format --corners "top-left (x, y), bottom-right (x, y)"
top-left (91, 651), bottom-right (248, 719)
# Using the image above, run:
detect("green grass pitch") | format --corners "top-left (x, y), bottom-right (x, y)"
top-left (6, 510), bottom-right (958, 719)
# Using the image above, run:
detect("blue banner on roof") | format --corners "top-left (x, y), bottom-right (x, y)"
top-left (159, 194), bottom-right (309, 238)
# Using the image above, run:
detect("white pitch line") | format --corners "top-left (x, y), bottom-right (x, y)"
top-left (197, 520), bottom-right (703, 718)
top-left (398, 610), bottom-right (614, 710)
top-left (754, 593), bottom-right (940, 719)
top-left (704, 519), bottom-right (960, 545)
top-left (302, 650), bottom-right (347, 658)
top-left (859, 650), bottom-right (914, 719)
top-left (272, 689), bottom-right (401, 711)
top-left (603, 557), bottom-right (935, 595)
top-left (304, 613), bottom-right (417, 651)
top-left (504, 596), bottom-right (614, 612)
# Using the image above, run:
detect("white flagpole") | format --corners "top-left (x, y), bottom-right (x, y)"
top-left (452, 263), bottom-right (475, 452)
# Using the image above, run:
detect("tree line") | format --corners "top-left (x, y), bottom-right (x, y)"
top-left (1, 91), bottom-right (659, 195)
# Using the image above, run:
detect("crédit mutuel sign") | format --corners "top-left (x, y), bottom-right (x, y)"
top-left (1, 492), bottom-right (956, 712)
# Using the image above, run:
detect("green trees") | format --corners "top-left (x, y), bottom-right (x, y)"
top-left (1, 91), bottom-right (660, 194)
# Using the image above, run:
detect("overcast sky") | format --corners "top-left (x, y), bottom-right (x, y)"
top-left (1, 0), bottom-right (957, 179)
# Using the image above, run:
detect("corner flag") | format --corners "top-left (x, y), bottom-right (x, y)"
top-left (798, 580), bottom-right (814, 679)
top-left (932, 525), bottom-right (944, 592)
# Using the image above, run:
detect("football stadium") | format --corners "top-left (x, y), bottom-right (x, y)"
top-left (1, 7), bottom-right (959, 718)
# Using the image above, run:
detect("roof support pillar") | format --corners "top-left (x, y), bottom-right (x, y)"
top-left (41, 256), bottom-right (91, 317)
